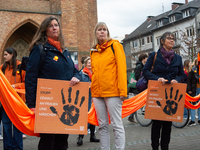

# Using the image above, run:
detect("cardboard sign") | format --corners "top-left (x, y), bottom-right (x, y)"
top-left (145, 80), bottom-right (187, 122)
top-left (34, 78), bottom-right (89, 134)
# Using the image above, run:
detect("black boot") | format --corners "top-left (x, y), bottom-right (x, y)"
top-left (77, 135), bottom-right (84, 146)
top-left (90, 125), bottom-right (100, 142)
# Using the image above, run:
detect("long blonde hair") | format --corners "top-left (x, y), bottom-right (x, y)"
top-left (29, 16), bottom-right (65, 51)
top-left (92, 22), bottom-right (112, 48)
top-left (192, 58), bottom-right (198, 67)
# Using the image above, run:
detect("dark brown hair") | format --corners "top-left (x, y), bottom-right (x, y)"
top-left (160, 32), bottom-right (175, 49)
top-left (139, 53), bottom-right (148, 62)
top-left (2, 47), bottom-right (17, 76)
top-left (29, 16), bottom-right (65, 51)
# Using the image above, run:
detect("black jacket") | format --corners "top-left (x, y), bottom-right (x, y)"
top-left (128, 61), bottom-right (144, 94)
top-left (135, 61), bottom-right (144, 80)
top-left (25, 43), bottom-right (80, 108)
top-left (187, 66), bottom-right (198, 97)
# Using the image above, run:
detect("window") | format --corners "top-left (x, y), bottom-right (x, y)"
top-left (188, 47), bottom-right (196, 56)
top-left (134, 40), bottom-right (138, 47)
top-left (169, 16), bottom-right (176, 22)
top-left (183, 9), bottom-right (190, 18)
top-left (131, 40), bottom-right (138, 48)
top-left (141, 38), bottom-right (145, 45)
top-left (147, 37), bottom-right (150, 43)
top-left (173, 31), bottom-right (178, 46)
top-left (157, 20), bottom-right (163, 27)
top-left (69, 51), bottom-right (78, 69)
top-left (147, 35), bottom-right (152, 43)
top-left (157, 37), bottom-right (161, 46)
top-left (186, 27), bottom-right (194, 36)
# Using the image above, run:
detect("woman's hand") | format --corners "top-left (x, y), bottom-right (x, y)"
top-left (171, 79), bottom-right (178, 84)
top-left (158, 78), bottom-right (167, 85)
top-left (120, 96), bottom-right (126, 101)
top-left (70, 77), bottom-right (80, 86)
top-left (30, 108), bottom-right (36, 114)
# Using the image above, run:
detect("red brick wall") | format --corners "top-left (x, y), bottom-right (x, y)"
top-left (0, 0), bottom-right (97, 67)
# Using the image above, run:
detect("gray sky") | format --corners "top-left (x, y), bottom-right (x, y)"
top-left (97, 0), bottom-right (193, 37)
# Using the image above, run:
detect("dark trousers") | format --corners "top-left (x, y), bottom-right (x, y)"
top-left (79, 124), bottom-right (96, 138)
top-left (2, 108), bottom-right (23, 150)
top-left (38, 133), bottom-right (69, 150)
top-left (151, 120), bottom-right (172, 150)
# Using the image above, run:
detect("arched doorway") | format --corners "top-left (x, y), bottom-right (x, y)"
top-left (3, 21), bottom-right (38, 62)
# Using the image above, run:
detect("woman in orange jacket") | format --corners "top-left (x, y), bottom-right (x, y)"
top-left (90, 22), bottom-right (127, 150)
top-left (0, 47), bottom-right (25, 150)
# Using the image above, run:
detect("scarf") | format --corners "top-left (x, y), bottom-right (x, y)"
top-left (160, 47), bottom-right (175, 65)
top-left (96, 41), bottom-right (108, 52)
top-left (83, 67), bottom-right (92, 80)
top-left (47, 37), bottom-right (62, 53)
top-left (183, 67), bottom-right (188, 76)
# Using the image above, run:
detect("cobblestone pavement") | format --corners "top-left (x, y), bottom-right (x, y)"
top-left (0, 116), bottom-right (200, 150)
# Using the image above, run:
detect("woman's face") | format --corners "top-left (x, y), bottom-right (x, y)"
top-left (4, 51), bottom-right (13, 63)
top-left (96, 25), bottom-right (108, 45)
top-left (46, 19), bottom-right (60, 41)
top-left (161, 35), bottom-right (175, 51)
top-left (189, 61), bottom-right (192, 68)
top-left (86, 59), bottom-right (91, 70)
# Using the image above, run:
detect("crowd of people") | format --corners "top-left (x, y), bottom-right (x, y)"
top-left (0, 15), bottom-right (199, 150)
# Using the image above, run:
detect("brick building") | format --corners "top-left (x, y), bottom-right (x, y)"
top-left (0, 0), bottom-right (97, 68)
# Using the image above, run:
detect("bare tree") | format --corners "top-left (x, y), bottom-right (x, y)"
top-left (177, 27), bottom-right (200, 62)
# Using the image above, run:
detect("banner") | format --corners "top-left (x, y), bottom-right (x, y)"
top-left (35, 78), bottom-right (89, 134)
top-left (145, 80), bottom-right (186, 122)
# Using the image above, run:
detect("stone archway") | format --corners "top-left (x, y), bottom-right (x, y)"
top-left (11, 39), bottom-right (29, 61)
top-left (2, 21), bottom-right (38, 62)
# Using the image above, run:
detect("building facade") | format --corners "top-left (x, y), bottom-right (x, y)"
top-left (123, 0), bottom-right (200, 78)
top-left (0, 0), bottom-right (97, 68)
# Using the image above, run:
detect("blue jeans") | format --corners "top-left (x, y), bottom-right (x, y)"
top-left (190, 88), bottom-right (200, 122)
top-left (2, 108), bottom-right (23, 150)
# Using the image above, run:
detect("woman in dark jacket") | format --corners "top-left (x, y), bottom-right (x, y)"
top-left (143, 32), bottom-right (185, 150)
top-left (187, 58), bottom-right (200, 126)
top-left (25, 16), bottom-right (80, 150)
top-left (77, 57), bottom-right (99, 146)
top-left (128, 53), bottom-right (148, 123)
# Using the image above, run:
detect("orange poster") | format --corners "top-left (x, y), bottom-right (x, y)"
top-left (34, 78), bottom-right (89, 134)
top-left (145, 80), bottom-right (187, 122)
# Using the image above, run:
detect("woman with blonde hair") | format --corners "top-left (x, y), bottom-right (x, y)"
top-left (187, 58), bottom-right (200, 126)
top-left (77, 56), bottom-right (100, 146)
top-left (90, 22), bottom-right (127, 150)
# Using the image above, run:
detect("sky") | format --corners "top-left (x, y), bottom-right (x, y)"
top-left (97, 0), bottom-right (193, 38)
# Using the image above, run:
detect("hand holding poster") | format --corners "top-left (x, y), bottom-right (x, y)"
top-left (34, 78), bottom-right (89, 134)
top-left (145, 80), bottom-right (187, 122)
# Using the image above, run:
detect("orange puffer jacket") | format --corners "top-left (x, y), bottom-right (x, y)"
top-left (90, 40), bottom-right (127, 98)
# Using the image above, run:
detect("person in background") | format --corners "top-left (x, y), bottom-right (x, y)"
top-left (128, 53), bottom-right (148, 123)
top-left (183, 59), bottom-right (192, 118)
top-left (0, 47), bottom-right (25, 150)
top-left (187, 58), bottom-right (200, 126)
top-left (25, 16), bottom-right (80, 150)
top-left (183, 59), bottom-right (192, 78)
top-left (90, 22), bottom-right (127, 150)
top-left (143, 32), bottom-right (185, 150)
top-left (77, 56), bottom-right (100, 146)
top-left (0, 110), bottom-right (2, 140)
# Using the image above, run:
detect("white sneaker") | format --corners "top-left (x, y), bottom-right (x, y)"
top-left (23, 134), bottom-right (26, 139)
